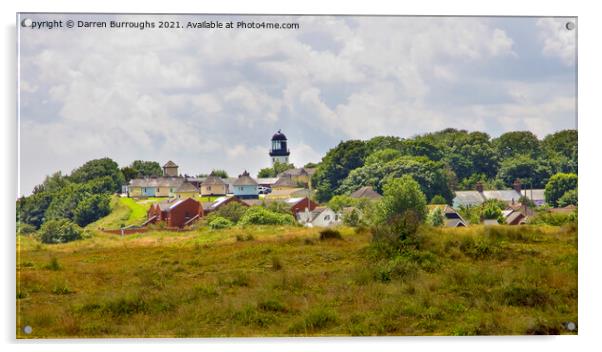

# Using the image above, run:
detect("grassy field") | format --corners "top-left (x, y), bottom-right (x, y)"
top-left (16, 223), bottom-right (577, 338)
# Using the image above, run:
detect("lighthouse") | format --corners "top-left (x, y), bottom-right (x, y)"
top-left (269, 130), bottom-right (290, 166)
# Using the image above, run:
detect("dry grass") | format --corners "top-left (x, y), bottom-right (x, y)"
top-left (16, 224), bottom-right (577, 337)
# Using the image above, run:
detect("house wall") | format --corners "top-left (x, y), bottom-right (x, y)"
top-left (142, 187), bottom-right (156, 197)
top-left (176, 191), bottom-right (197, 199)
top-left (129, 187), bottom-right (142, 197)
top-left (201, 184), bottom-right (227, 196)
top-left (233, 185), bottom-right (258, 199)
top-left (156, 187), bottom-right (171, 197)
top-left (166, 198), bottom-right (203, 227)
top-left (312, 209), bottom-right (341, 227)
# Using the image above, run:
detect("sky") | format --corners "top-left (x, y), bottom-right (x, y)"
top-left (18, 14), bottom-right (577, 195)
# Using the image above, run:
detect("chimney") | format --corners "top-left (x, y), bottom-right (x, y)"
top-left (476, 181), bottom-right (484, 193)
top-left (513, 179), bottom-right (521, 193)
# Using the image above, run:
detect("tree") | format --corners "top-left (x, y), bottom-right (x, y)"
top-left (378, 175), bottom-right (428, 221)
top-left (257, 161), bottom-right (294, 178)
top-left (430, 195), bottom-right (447, 205)
top-left (39, 218), bottom-right (83, 244)
top-left (497, 155), bottom-right (553, 188)
top-left (364, 148), bottom-right (403, 166)
top-left (73, 194), bottom-right (111, 227)
top-left (69, 157), bottom-right (125, 192)
top-left (493, 131), bottom-right (541, 159)
top-left (16, 191), bottom-right (53, 229)
top-left (238, 207), bottom-right (296, 226)
top-left (337, 156), bottom-right (455, 204)
top-left (545, 173), bottom-right (578, 207)
top-left (542, 129), bottom-right (577, 160)
top-left (210, 169), bottom-right (229, 178)
top-left (327, 195), bottom-right (358, 212)
top-left (343, 208), bottom-right (362, 227)
top-left (558, 189), bottom-right (578, 207)
top-left (312, 140), bottom-right (369, 202)
top-left (303, 162), bottom-right (319, 169)
top-left (426, 207), bottom-right (445, 227)
top-left (130, 160), bottom-right (163, 177)
top-left (208, 216), bottom-right (234, 229)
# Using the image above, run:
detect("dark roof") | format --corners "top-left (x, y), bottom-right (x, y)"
top-left (350, 186), bottom-right (382, 199)
top-left (175, 181), bottom-right (199, 193)
top-left (273, 175), bottom-right (297, 188)
top-left (163, 160), bottom-right (178, 168)
top-left (201, 175), bottom-right (226, 186)
top-left (234, 170), bottom-right (258, 186)
top-left (130, 177), bottom-right (183, 188)
top-left (271, 130), bottom-right (287, 141)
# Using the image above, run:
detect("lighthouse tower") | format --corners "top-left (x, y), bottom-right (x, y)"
top-left (269, 130), bottom-right (290, 166)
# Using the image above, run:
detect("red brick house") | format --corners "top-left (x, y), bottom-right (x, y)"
top-left (147, 197), bottom-right (204, 228)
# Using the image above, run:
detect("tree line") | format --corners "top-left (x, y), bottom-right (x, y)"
top-left (311, 129), bottom-right (577, 203)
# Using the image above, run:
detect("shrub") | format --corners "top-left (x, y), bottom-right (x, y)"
top-left (208, 216), bottom-right (234, 230)
top-left (39, 219), bottom-right (83, 244)
top-left (257, 299), bottom-right (287, 312)
top-left (17, 222), bottom-right (37, 235)
top-left (501, 285), bottom-right (551, 307)
top-left (342, 208), bottom-right (362, 227)
top-left (271, 256), bottom-right (283, 271)
top-left (44, 257), bottom-right (61, 271)
top-left (239, 206), bottom-right (296, 226)
top-left (558, 189), bottom-right (577, 207)
top-left (426, 207), bottom-right (445, 227)
top-left (289, 307), bottom-right (338, 333)
top-left (529, 211), bottom-right (577, 226)
top-left (319, 229), bottom-right (342, 240)
top-left (235, 234), bottom-right (255, 241)
top-left (213, 202), bottom-right (247, 223)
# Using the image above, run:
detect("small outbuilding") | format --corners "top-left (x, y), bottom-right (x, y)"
top-left (147, 197), bottom-right (204, 228)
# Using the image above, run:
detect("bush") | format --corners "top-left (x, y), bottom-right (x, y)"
top-left (239, 207), bottom-right (296, 226)
top-left (342, 208), bottom-right (362, 227)
top-left (208, 216), bottom-right (234, 230)
top-left (558, 189), bottom-right (577, 207)
top-left (529, 211), bottom-right (577, 226)
top-left (430, 195), bottom-right (447, 205)
top-left (39, 219), bottom-right (83, 244)
top-left (426, 207), bottom-right (445, 227)
top-left (17, 222), bottom-right (37, 235)
top-left (319, 229), bottom-right (342, 240)
top-left (213, 202), bottom-right (248, 223)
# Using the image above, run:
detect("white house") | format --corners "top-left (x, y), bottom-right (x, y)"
top-left (297, 207), bottom-right (341, 227)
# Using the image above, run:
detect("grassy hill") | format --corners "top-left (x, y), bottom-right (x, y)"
top-left (16, 223), bottom-right (577, 338)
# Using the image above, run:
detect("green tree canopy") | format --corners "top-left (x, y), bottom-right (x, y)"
top-left (70, 157), bottom-right (125, 192)
top-left (493, 131), bottom-right (541, 159)
top-left (496, 154), bottom-right (553, 188)
top-left (337, 156), bottom-right (455, 203)
top-left (545, 173), bottom-right (578, 207)
top-left (312, 140), bottom-right (369, 202)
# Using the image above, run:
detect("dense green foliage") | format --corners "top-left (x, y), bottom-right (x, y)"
top-left (39, 219), bottom-right (83, 244)
top-left (239, 207), bottom-right (297, 226)
top-left (18, 158), bottom-right (131, 229)
top-left (121, 160), bottom-right (162, 182)
top-left (311, 129), bottom-right (577, 203)
top-left (312, 140), bottom-right (369, 202)
top-left (545, 173), bottom-right (578, 207)
top-left (257, 161), bottom-right (295, 178)
top-left (73, 194), bottom-right (111, 227)
top-left (372, 176), bottom-right (427, 244)
top-left (426, 207), bottom-right (445, 227)
top-left (208, 216), bottom-right (234, 230)
top-left (210, 202), bottom-right (248, 224)
top-left (338, 156), bottom-right (454, 203)
top-left (209, 169), bottom-right (229, 178)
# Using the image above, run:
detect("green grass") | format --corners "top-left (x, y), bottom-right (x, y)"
top-left (16, 224), bottom-right (577, 337)
top-left (86, 196), bottom-right (150, 230)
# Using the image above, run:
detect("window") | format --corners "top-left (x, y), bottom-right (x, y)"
top-left (207, 186), bottom-right (211, 191)
top-left (324, 215), bottom-right (330, 221)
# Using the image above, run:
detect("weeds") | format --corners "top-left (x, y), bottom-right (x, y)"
top-left (319, 229), bottom-right (342, 240)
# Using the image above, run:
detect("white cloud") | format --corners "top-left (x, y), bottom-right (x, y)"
top-left (537, 18), bottom-right (576, 66)
top-left (17, 15), bottom-right (575, 194)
